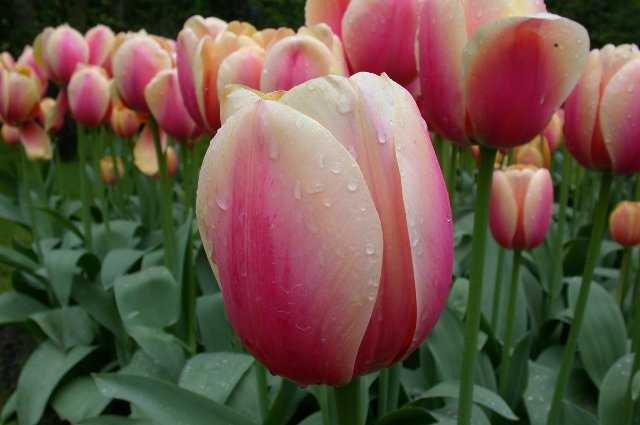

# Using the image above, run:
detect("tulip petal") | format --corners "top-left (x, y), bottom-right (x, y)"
top-left (86, 25), bottom-right (115, 69)
top-left (305, 0), bottom-right (351, 37)
top-left (600, 59), bottom-right (640, 175)
top-left (44, 25), bottom-right (89, 85)
top-left (177, 28), bottom-right (205, 128)
top-left (68, 66), bottom-right (111, 128)
top-left (0, 69), bottom-right (40, 126)
top-left (217, 47), bottom-right (264, 99)
top-left (463, 14), bottom-right (589, 148)
top-left (522, 168), bottom-right (553, 248)
top-left (489, 170), bottom-right (518, 248)
top-left (417, 0), bottom-right (469, 143)
top-left (220, 85), bottom-right (284, 125)
top-left (1, 124), bottom-right (20, 145)
top-left (463, 0), bottom-right (546, 37)
top-left (19, 121), bottom-right (52, 161)
top-left (196, 100), bottom-right (382, 385)
top-left (342, 0), bottom-right (418, 85)
top-left (133, 124), bottom-right (168, 177)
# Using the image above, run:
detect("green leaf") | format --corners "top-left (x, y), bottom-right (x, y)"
top-left (127, 326), bottom-right (186, 381)
top-left (16, 342), bottom-right (95, 425)
top-left (101, 249), bottom-right (144, 290)
top-left (0, 245), bottom-right (38, 271)
top-left (428, 402), bottom-right (491, 425)
top-left (43, 249), bottom-right (90, 305)
top-left (93, 373), bottom-right (257, 425)
top-left (197, 294), bottom-right (238, 352)
top-left (78, 416), bottom-right (154, 425)
top-left (0, 193), bottom-right (28, 226)
top-left (413, 380), bottom-right (517, 420)
top-left (377, 407), bottom-right (431, 424)
top-left (0, 292), bottom-right (47, 325)
top-left (598, 353), bottom-right (635, 425)
top-left (37, 206), bottom-right (84, 241)
top-left (30, 306), bottom-right (98, 350)
top-left (51, 375), bottom-right (111, 423)
top-left (298, 412), bottom-right (322, 425)
top-left (196, 247), bottom-right (218, 295)
top-left (1, 391), bottom-right (16, 423)
top-left (524, 362), bottom-right (554, 425)
top-left (114, 266), bottom-right (180, 329)
top-left (503, 334), bottom-right (532, 407)
top-left (72, 278), bottom-right (125, 336)
top-left (632, 371), bottom-right (640, 401)
top-left (561, 402), bottom-right (598, 425)
top-left (93, 220), bottom-right (141, 258)
top-left (226, 365), bottom-right (267, 423)
top-left (178, 353), bottom-right (254, 403)
top-left (568, 281), bottom-right (627, 387)
top-left (120, 349), bottom-right (175, 382)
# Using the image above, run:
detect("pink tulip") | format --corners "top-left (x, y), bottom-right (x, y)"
top-left (544, 110), bottom-right (564, 150)
top-left (183, 15), bottom-right (227, 39)
top-left (100, 155), bottom-right (125, 185)
top-left (513, 135), bottom-right (551, 169)
top-left (196, 73), bottom-right (453, 385)
top-left (18, 121), bottom-right (52, 161)
top-left (112, 34), bottom-right (173, 112)
top-left (305, 0), bottom-right (351, 37)
top-left (417, 0), bottom-right (589, 148)
top-left (489, 165), bottom-right (553, 250)
top-left (0, 52), bottom-right (15, 70)
top-left (217, 47), bottom-right (264, 99)
top-left (34, 25), bottom-right (89, 85)
top-left (110, 102), bottom-right (144, 139)
top-left (68, 65), bottom-right (111, 127)
top-left (17, 47), bottom-right (49, 94)
top-left (133, 124), bottom-right (178, 178)
top-left (219, 85), bottom-right (285, 125)
top-left (260, 24), bottom-right (348, 92)
top-left (564, 44), bottom-right (640, 174)
top-left (341, 0), bottom-right (418, 85)
top-left (37, 94), bottom-right (66, 133)
top-left (1, 124), bottom-right (20, 145)
top-left (252, 28), bottom-right (296, 50)
top-left (0, 67), bottom-right (41, 126)
top-left (145, 69), bottom-right (201, 141)
top-left (85, 25), bottom-right (116, 71)
top-left (609, 202), bottom-right (640, 247)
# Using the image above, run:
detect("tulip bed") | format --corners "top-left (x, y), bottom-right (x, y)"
top-left (1, 1), bottom-right (640, 425)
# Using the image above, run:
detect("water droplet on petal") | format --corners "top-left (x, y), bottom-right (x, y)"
top-left (347, 181), bottom-right (358, 192)
top-left (293, 180), bottom-right (302, 200)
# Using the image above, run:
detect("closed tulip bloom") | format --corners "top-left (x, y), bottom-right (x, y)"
top-left (260, 24), bottom-right (348, 92)
top-left (544, 110), bottom-right (564, 151)
top-left (564, 45), bottom-right (640, 174)
top-left (219, 85), bottom-right (285, 125)
top-left (112, 34), bottom-right (172, 112)
top-left (417, 0), bottom-right (589, 148)
top-left (34, 25), bottom-right (89, 85)
top-left (196, 73), bottom-right (453, 385)
top-left (183, 15), bottom-right (228, 39)
top-left (18, 121), bottom-right (52, 161)
top-left (305, 0), bottom-right (351, 37)
top-left (252, 27), bottom-right (295, 50)
top-left (37, 94), bottom-right (66, 133)
top-left (217, 47), bottom-right (264, 99)
top-left (145, 69), bottom-right (201, 141)
top-left (68, 65), bottom-right (111, 127)
top-left (111, 102), bottom-right (144, 139)
top-left (99, 155), bottom-right (125, 185)
top-left (0, 67), bottom-right (41, 126)
top-left (85, 25), bottom-right (115, 71)
top-left (514, 135), bottom-right (551, 168)
top-left (133, 124), bottom-right (178, 178)
top-left (609, 202), bottom-right (640, 247)
top-left (17, 47), bottom-right (48, 95)
top-left (489, 166), bottom-right (553, 250)
top-left (1, 124), bottom-right (20, 144)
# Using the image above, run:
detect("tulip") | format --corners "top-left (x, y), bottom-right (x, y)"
top-left (0, 52), bottom-right (15, 70)
top-left (0, 67), bottom-right (41, 126)
top-left (112, 34), bottom-right (173, 112)
top-left (18, 121), bottom-right (52, 161)
top-left (260, 24), bottom-right (348, 92)
top-left (544, 110), bottom-right (564, 151)
top-left (68, 65), bottom-right (111, 127)
top-left (99, 155), bottom-right (125, 185)
top-left (196, 72), bottom-right (453, 385)
top-left (217, 47), bottom-right (264, 99)
top-left (85, 24), bottom-right (115, 71)
top-left (513, 135), bottom-right (551, 168)
top-left (252, 27), bottom-right (295, 50)
top-left (564, 44), bottom-right (640, 174)
top-left (183, 15), bottom-right (227, 39)
top-left (416, 0), bottom-right (589, 148)
top-left (470, 145), bottom-right (504, 168)
top-left (133, 124), bottom-right (178, 177)
top-left (609, 202), bottom-right (640, 247)
top-left (1, 124), bottom-right (20, 145)
top-left (305, 0), bottom-right (351, 37)
top-left (220, 85), bottom-right (284, 125)
top-left (177, 19), bottom-right (261, 133)
top-left (145, 69), bottom-right (201, 141)
top-left (110, 102), bottom-right (144, 139)
top-left (34, 24), bottom-right (89, 85)
top-left (16, 47), bottom-right (48, 94)
top-left (37, 95), bottom-right (66, 133)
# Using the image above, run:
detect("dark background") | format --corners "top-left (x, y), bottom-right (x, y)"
top-left (0, 0), bottom-right (638, 56)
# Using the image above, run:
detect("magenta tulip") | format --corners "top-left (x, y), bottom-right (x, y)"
top-left (85, 24), bottom-right (116, 71)
top-left (34, 25), bottom-right (89, 85)
top-left (0, 67), bottom-right (41, 126)
top-left (305, 0), bottom-right (351, 37)
top-left (68, 65), bottom-right (111, 127)
top-left (16, 47), bottom-right (49, 94)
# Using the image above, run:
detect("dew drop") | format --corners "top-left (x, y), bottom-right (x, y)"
top-left (365, 244), bottom-right (376, 256)
top-left (347, 181), bottom-right (358, 192)
top-left (377, 133), bottom-right (387, 144)
top-left (216, 195), bottom-right (229, 211)
top-left (307, 182), bottom-right (325, 194)
top-left (337, 94), bottom-right (353, 114)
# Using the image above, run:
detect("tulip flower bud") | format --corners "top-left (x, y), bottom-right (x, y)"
top-left (34, 25), bottom-right (89, 85)
top-left (99, 155), bottom-right (125, 185)
top-left (110, 102), bottom-right (144, 139)
top-left (544, 110), bottom-right (564, 151)
top-left (17, 47), bottom-right (48, 95)
top-left (197, 73), bottom-right (453, 385)
top-left (85, 25), bottom-right (115, 71)
top-left (609, 202), bottom-right (640, 247)
top-left (37, 94), bottom-right (66, 133)
top-left (489, 165), bottom-right (553, 250)
top-left (68, 65), bottom-right (111, 127)
top-left (217, 47), bottom-right (264, 99)
top-left (470, 145), bottom-right (505, 168)
top-left (260, 24), bottom-right (347, 92)
top-left (133, 124), bottom-right (178, 178)
top-left (514, 135), bottom-right (551, 169)
top-left (112, 34), bottom-right (172, 112)
top-left (0, 52), bottom-right (15, 70)
top-left (183, 15), bottom-right (227, 39)
top-left (252, 28), bottom-right (295, 50)
top-left (1, 124), bottom-right (20, 145)
top-left (0, 67), bottom-right (41, 126)
top-left (417, 0), bottom-right (589, 147)
top-left (565, 45), bottom-right (640, 174)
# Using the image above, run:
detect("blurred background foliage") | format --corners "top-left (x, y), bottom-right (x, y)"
top-left (0, 0), bottom-right (638, 56)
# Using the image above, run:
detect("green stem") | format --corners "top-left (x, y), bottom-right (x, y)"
top-left (378, 363), bottom-right (400, 417)
top-left (263, 379), bottom-right (299, 425)
top-left (318, 386), bottom-right (336, 425)
top-left (150, 120), bottom-right (178, 277)
top-left (618, 247), bottom-right (632, 311)
top-left (447, 145), bottom-right (458, 210)
top-left (255, 363), bottom-right (270, 421)
top-left (20, 154), bottom-right (44, 262)
top-left (499, 250), bottom-right (522, 399)
top-left (491, 248), bottom-right (506, 330)
top-left (547, 172), bottom-right (613, 425)
top-left (458, 146), bottom-right (498, 425)
top-left (545, 150), bottom-right (572, 321)
top-left (76, 124), bottom-right (93, 252)
top-left (335, 377), bottom-right (365, 425)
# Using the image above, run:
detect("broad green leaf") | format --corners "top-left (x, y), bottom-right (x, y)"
top-left (127, 326), bottom-right (185, 381)
top-left (503, 334), bottom-right (532, 407)
top-left (0, 193), bottom-right (28, 226)
top-left (78, 417), bottom-right (154, 425)
top-left (94, 373), bottom-right (256, 425)
top-left (378, 407), bottom-right (431, 424)
top-left (568, 281), bottom-right (627, 387)
top-left (93, 220), bottom-right (141, 258)
top-left (43, 249), bottom-right (90, 305)
top-left (428, 402), bottom-right (491, 425)
top-left (30, 306), bottom-right (98, 350)
top-left (114, 266), bottom-right (180, 329)
top-left (141, 250), bottom-right (164, 269)
top-left (1, 391), bottom-right (16, 423)
top-left (226, 365), bottom-right (264, 423)
top-left (632, 371), bottom-right (640, 401)
top-left (101, 249), bottom-right (144, 290)
top-left (196, 247), bottom-right (218, 295)
top-left (598, 353), bottom-right (635, 425)
top-left (16, 342), bottom-right (95, 425)
top-left (51, 375), bottom-right (111, 423)
top-left (298, 412), bottom-right (322, 425)
top-left (0, 245), bottom-right (38, 271)
top-left (414, 380), bottom-right (517, 420)
top-left (179, 353), bottom-right (254, 403)
top-left (197, 294), bottom-right (238, 352)
top-left (561, 401), bottom-right (598, 425)
top-left (0, 292), bottom-right (47, 325)
top-left (72, 278), bottom-right (125, 336)
top-left (37, 206), bottom-right (84, 241)
top-left (175, 215), bottom-right (192, 283)
top-left (120, 349), bottom-right (174, 382)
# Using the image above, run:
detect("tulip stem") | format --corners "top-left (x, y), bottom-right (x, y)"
top-left (447, 145), bottom-right (458, 210)
top-left (255, 362), bottom-right (270, 420)
top-left (150, 120), bottom-right (178, 277)
top-left (263, 379), bottom-right (299, 425)
top-left (76, 124), bottom-right (93, 252)
top-left (458, 146), bottom-right (497, 425)
top-left (546, 171), bottom-right (613, 425)
top-left (378, 363), bottom-right (400, 417)
top-left (498, 249), bottom-right (522, 400)
top-left (491, 247), bottom-right (506, 331)
top-left (545, 150), bottom-right (572, 321)
top-left (335, 377), bottom-right (365, 425)
top-left (317, 386), bottom-right (336, 425)
top-left (624, 252), bottom-right (640, 424)
top-left (618, 247), bottom-right (633, 311)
